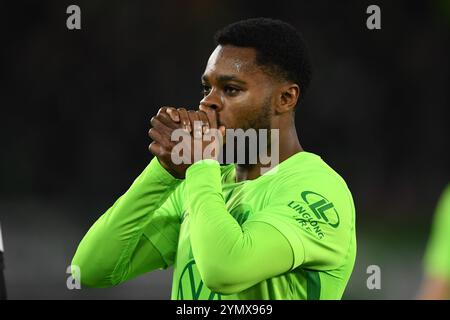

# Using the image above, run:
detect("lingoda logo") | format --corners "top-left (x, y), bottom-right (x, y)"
top-left (301, 191), bottom-right (340, 228)
top-left (288, 191), bottom-right (340, 239)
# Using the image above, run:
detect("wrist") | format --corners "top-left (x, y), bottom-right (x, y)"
top-left (150, 157), bottom-right (184, 182)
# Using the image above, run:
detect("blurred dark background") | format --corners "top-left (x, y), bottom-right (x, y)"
top-left (0, 0), bottom-right (449, 299)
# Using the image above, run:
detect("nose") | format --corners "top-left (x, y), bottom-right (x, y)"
top-left (199, 89), bottom-right (223, 112)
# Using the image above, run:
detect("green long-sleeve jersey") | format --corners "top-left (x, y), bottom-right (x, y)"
top-left (72, 151), bottom-right (356, 299)
top-left (424, 184), bottom-right (450, 280)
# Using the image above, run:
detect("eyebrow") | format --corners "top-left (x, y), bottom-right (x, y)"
top-left (201, 74), bottom-right (247, 85)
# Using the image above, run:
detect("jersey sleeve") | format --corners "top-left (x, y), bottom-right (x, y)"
top-left (185, 160), bottom-right (294, 294)
top-left (142, 179), bottom-right (184, 267)
top-left (424, 184), bottom-right (450, 279)
top-left (71, 157), bottom-right (183, 287)
top-left (184, 159), bottom-right (355, 295)
top-left (248, 170), bottom-right (356, 271)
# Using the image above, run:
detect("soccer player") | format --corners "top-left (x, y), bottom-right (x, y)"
top-left (72, 18), bottom-right (356, 300)
top-left (418, 184), bottom-right (450, 299)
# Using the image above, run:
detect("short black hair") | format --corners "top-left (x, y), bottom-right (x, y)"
top-left (214, 17), bottom-right (312, 101)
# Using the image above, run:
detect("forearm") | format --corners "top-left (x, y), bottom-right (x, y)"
top-left (186, 160), bottom-right (292, 294)
top-left (72, 157), bottom-right (181, 287)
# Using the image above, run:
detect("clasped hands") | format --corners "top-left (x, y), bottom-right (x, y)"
top-left (148, 106), bottom-right (226, 179)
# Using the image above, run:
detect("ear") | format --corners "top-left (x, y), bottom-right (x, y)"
top-left (274, 83), bottom-right (300, 115)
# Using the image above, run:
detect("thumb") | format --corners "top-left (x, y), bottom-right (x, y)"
top-left (219, 125), bottom-right (226, 138)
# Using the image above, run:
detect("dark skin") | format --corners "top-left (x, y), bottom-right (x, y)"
top-left (149, 45), bottom-right (303, 181)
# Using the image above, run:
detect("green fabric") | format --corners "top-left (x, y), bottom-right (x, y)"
top-left (71, 157), bottom-right (182, 287)
top-left (72, 151), bottom-right (356, 299)
top-left (424, 184), bottom-right (450, 280)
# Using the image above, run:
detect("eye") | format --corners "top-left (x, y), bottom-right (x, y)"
top-left (201, 84), bottom-right (211, 96)
top-left (224, 86), bottom-right (240, 96)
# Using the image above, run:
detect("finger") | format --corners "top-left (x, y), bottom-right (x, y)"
top-left (188, 110), bottom-right (202, 138)
top-left (151, 113), bottom-right (179, 131)
top-left (149, 142), bottom-right (172, 164)
top-left (157, 106), bottom-right (174, 118)
top-left (199, 105), bottom-right (218, 129)
top-left (197, 110), bottom-right (210, 134)
top-left (212, 125), bottom-right (226, 148)
top-left (157, 107), bottom-right (167, 115)
top-left (150, 117), bottom-right (176, 138)
top-left (219, 125), bottom-right (226, 138)
top-left (177, 108), bottom-right (191, 133)
top-left (157, 111), bottom-right (181, 129)
top-left (165, 107), bottom-right (180, 122)
top-left (149, 141), bottom-right (163, 157)
top-left (156, 107), bottom-right (173, 123)
top-left (157, 106), bottom-right (180, 127)
top-left (148, 127), bottom-right (173, 149)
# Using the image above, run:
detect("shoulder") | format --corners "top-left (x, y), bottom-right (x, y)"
top-left (268, 152), bottom-right (352, 200)
top-left (249, 152), bottom-right (356, 270)
top-left (265, 152), bottom-right (355, 226)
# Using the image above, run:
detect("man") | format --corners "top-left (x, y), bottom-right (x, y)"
top-left (418, 184), bottom-right (450, 299)
top-left (72, 18), bottom-right (356, 300)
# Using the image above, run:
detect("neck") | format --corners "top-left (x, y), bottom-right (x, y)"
top-left (235, 121), bottom-right (303, 182)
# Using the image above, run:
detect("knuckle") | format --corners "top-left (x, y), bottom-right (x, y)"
top-left (149, 142), bottom-right (157, 153)
top-left (159, 149), bottom-right (170, 159)
top-left (158, 112), bottom-right (169, 120)
top-left (148, 128), bottom-right (155, 137)
top-left (149, 128), bottom-right (163, 141)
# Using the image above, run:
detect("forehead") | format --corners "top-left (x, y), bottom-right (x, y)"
top-left (203, 45), bottom-right (261, 78)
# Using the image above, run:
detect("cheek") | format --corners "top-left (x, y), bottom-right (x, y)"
top-left (221, 88), bottom-right (271, 128)
top-left (229, 91), bottom-right (259, 111)
top-left (223, 103), bottom-right (261, 129)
